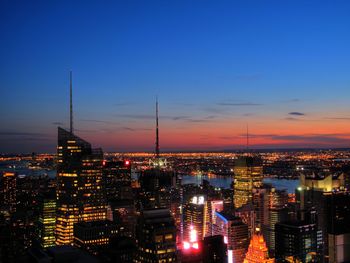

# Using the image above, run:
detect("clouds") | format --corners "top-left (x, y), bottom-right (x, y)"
top-left (288, 112), bottom-right (305, 116)
top-left (324, 117), bottom-right (350, 120)
top-left (0, 130), bottom-right (55, 153)
top-left (52, 122), bottom-right (64, 126)
top-left (114, 114), bottom-right (154, 120)
top-left (121, 127), bottom-right (152, 132)
top-left (238, 133), bottom-right (350, 145)
top-left (79, 119), bottom-right (119, 125)
top-left (0, 131), bottom-right (46, 136)
top-left (217, 102), bottom-right (262, 106)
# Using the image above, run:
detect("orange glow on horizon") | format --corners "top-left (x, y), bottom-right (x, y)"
top-left (73, 114), bottom-right (350, 151)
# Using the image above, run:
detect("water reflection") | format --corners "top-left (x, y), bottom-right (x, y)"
top-left (181, 175), bottom-right (299, 193)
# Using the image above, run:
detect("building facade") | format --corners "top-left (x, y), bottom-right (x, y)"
top-left (56, 127), bottom-right (107, 245)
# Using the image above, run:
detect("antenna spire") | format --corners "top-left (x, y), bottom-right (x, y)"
top-left (155, 97), bottom-right (160, 158)
top-left (70, 71), bottom-right (73, 134)
top-left (246, 124), bottom-right (249, 152)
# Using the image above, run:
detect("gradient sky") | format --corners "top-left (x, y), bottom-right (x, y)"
top-left (1, 0), bottom-right (350, 153)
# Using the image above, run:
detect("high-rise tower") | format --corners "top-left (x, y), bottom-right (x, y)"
top-left (233, 156), bottom-right (263, 209)
top-left (55, 73), bottom-right (106, 245)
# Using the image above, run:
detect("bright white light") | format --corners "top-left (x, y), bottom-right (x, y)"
top-left (192, 196), bottom-right (198, 204)
top-left (228, 249), bottom-right (233, 263)
top-left (198, 196), bottom-right (204, 204)
top-left (190, 226), bottom-right (197, 242)
top-left (183, 241), bottom-right (190, 250)
top-left (191, 195), bottom-right (205, 205)
top-left (192, 242), bottom-right (199, 249)
top-left (224, 236), bottom-right (228, 244)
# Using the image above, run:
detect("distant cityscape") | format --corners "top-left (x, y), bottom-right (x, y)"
top-left (2, 1), bottom-right (350, 263)
top-left (1, 78), bottom-right (350, 262)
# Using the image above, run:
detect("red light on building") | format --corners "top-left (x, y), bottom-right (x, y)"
top-left (182, 225), bottom-right (200, 252)
top-left (102, 160), bottom-right (106, 166)
top-left (124, 160), bottom-right (130, 166)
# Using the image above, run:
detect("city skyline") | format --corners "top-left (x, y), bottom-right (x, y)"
top-left (2, 0), bottom-right (350, 153)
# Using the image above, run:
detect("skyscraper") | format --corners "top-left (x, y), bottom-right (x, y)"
top-left (135, 208), bottom-right (177, 263)
top-left (56, 73), bottom-right (107, 245)
top-left (213, 212), bottom-right (249, 263)
top-left (37, 191), bottom-right (56, 248)
top-left (297, 172), bottom-right (345, 260)
top-left (233, 156), bottom-right (263, 209)
top-left (264, 188), bottom-right (289, 254)
top-left (103, 160), bottom-right (132, 200)
top-left (275, 220), bottom-right (317, 263)
top-left (183, 195), bottom-right (206, 242)
top-left (325, 191), bottom-right (350, 263)
top-left (2, 172), bottom-right (16, 213)
top-left (56, 128), bottom-right (107, 245)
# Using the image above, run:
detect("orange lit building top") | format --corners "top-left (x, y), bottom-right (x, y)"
top-left (244, 233), bottom-right (275, 263)
top-left (3, 172), bottom-right (15, 177)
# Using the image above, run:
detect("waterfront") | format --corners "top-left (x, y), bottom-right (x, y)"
top-left (182, 175), bottom-right (299, 193)
top-left (1, 160), bottom-right (300, 193)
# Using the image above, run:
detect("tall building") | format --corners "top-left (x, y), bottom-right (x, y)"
top-left (56, 73), bottom-right (106, 245)
top-left (2, 172), bottom-right (16, 212)
top-left (296, 173), bottom-right (345, 260)
top-left (37, 191), bottom-right (56, 248)
top-left (180, 224), bottom-right (202, 263)
top-left (233, 156), bottom-right (263, 209)
top-left (108, 198), bottom-right (136, 238)
top-left (103, 160), bottom-right (132, 200)
top-left (252, 186), bottom-right (270, 229)
top-left (183, 195), bottom-right (206, 242)
top-left (204, 199), bottom-right (224, 237)
top-left (275, 220), bottom-right (317, 263)
top-left (243, 232), bottom-right (274, 263)
top-left (264, 188), bottom-right (289, 254)
top-left (213, 212), bottom-right (249, 263)
top-left (56, 127), bottom-right (107, 245)
top-left (325, 191), bottom-right (350, 263)
top-left (235, 203), bottom-right (256, 237)
top-left (135, 208), bottom-right (177, 263)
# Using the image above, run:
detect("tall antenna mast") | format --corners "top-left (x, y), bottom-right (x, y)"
top-left (155, 97), bottom-right (160, 158)
top-left (246, 124), bottom-right (249, 152)
top-left (70, 71), bottom-right (73, 134)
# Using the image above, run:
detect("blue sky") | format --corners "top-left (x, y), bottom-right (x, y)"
top-left (1, 0), bottom-right (350, 153)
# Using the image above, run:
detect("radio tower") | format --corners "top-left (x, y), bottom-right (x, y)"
top-left (155, 97), bottom-right (160, 158)
top-left (70, 71), bottom-right (73, 134)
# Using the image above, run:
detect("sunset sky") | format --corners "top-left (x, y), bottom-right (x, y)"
top-left (1, 0), bottom-right (350, 153)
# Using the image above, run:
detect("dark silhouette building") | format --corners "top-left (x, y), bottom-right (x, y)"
top-left (135, 208), bottom-right (177, 263)
top-left (103, 160), bottom-right (132, 200)
top-left (325, 191), bottom-right (350, 262)
top-left (202, 235), bottom-right (227, 263)
top-left (73, 220), bottom-right (120, 254)
top-left (275, 220), bottom-right (317, 262)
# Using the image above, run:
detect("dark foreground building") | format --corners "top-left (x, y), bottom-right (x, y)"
top-left (275, 220), bottom-right (317, 262)
top-left (135, 208), bottom-right (177, 263)
top-left (202, 235), bottom-right (227, 263)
